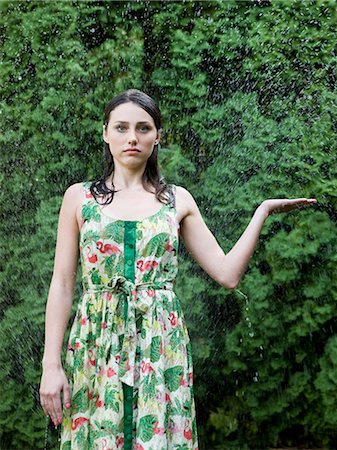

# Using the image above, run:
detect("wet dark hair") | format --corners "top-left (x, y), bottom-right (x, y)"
top-left (89, 89), bottom-right (173, 206)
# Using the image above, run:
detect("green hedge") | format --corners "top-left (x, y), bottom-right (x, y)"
top-left (0, 1), bottom-right (336, 448)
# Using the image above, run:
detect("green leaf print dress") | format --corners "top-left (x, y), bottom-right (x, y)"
top-left (60, 181), bottom-right (199, 450)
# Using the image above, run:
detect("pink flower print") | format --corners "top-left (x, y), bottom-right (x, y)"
top-left (180, 374), bottom-right (188, 387)
top-left (165, 393), bottom-right (171, 402)
top-left (159, 340), bottom-right (164, 355)
top-left (147, 289), bottom-right (155, 297)
top-left (155, 391), bottom-right (166, 403)
top-left (88, 349), bottom-right (96, 366)
top-left (74, 342), bottom-right (80, 350)
top-left (141, 361), bottom-right (154, 374)
top-left (101, 438), bottom-right (111, 450)
top-left (116, 435), bottom-right (124, 449)
top-left (107, 367), bottom-right (116, 378)
top-left (96, 241), bottom-right (120, 255)
top-left (101, 321), bottom-right (107, 329)
top-left (188, 372), bottom-right (193, 385)
top-left (184, 425), bottom-right (193, 440)
top-left (136, 444), bottom-right (144, 450)
top-left (95, 395), bottom-right (104, 407)
top-left (85, 192), bottom-right (93, 199)
top-left (81, 317), bottom-right (87, 326)
top-left (136, 260), bottom-right (158, 272)
top-left (97, 366), bottom-right (105, 377)
top-left (71, 417), bottom-right (88, 430)
top-left (168, 419), bottom-right (180, 433)
top-left (86, 246), bottom-right (98, 263)
top-left (153, 421), bottom-right (165, 436)
top-left (169, 312), bottom-right (178, 326)
top-left (165, 241), bottom-right (175, 252)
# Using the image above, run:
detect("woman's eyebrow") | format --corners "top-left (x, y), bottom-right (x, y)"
top-left (113, 121), bottom-right (151, 125)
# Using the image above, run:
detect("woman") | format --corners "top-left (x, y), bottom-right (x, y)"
top-left (39, 89), bottom-right (317, 450)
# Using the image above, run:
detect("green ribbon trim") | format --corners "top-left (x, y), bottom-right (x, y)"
top-left (123, 221), bottom-right (136, 450)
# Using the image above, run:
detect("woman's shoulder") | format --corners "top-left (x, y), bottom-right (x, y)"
top-left (66, 180), bottom-right (94, 193)
top-left (64, 181), bottom-right (87, 197)
top-left (170, 185), bottom-right (198, 222)
top-left (63, 182), bottom-right (91, 231)
top-left (63, 181), bottom-right (89, 213)
top-left (173, 185), bottom-right (195, 204)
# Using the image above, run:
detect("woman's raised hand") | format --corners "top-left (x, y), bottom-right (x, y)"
top-left (259, 198), bottom-right (317, 216)
top-left (39, 365), bottom-right (71, 427)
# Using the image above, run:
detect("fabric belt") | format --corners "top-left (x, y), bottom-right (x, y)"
top-left (84, 274), bottom-right (173, 387)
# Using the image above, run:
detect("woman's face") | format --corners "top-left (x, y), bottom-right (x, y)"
top-left (103, 101), bottom-right (161, 169)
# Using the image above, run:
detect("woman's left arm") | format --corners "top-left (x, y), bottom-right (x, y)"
top-left (178, 187), bottom-right (317, 290)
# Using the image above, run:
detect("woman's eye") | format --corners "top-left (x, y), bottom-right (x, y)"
top-left (116, 125), bottom-right (150, 132)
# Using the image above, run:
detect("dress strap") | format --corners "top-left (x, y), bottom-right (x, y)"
top-left (79, 181), bottom-right (95, 227)
top-left (81, 181), bottom-right (94, 206)
top-left (82, 180), bottom-right (92, 195)
top-left (167, 183), bottom-right (176, 209)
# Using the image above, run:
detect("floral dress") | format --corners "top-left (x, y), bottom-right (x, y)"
top-left (60, 181), bottom-right (199, 450)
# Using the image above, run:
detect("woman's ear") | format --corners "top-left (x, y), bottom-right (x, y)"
top-left (102, 124), bottom-right (109, 143)
top-left (156, 128), bottom-right (163, 143)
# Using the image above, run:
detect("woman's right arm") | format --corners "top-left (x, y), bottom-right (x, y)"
top-left (40, 182), bottom-right (82, 426)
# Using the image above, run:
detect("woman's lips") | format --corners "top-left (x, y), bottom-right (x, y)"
top-left (124, 149), bottom-right (141, 154)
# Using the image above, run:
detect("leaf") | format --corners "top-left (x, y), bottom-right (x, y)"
top-left (104, 386), bottom-right (120, 413)
top-left (81, 229), bottom-right (100, 244)
top-left (73, 346), bottom-right (85, 371)
top-left (82, 202), bottom-right (101, 223)
top-left (71, 385), bottom-right (88, 415)
top-left (164, 366), bottom-right (183, 392)
top-left (90, 269), bottom-right (102, 285)
top-left (99, 419), bottom-right (120, 434)
top-left (61, 441), bottom-right (72, 450)
top-left (143, 233), bottom-right (170, 258)
top-left (104, 253), bottom-right (119, 275)
top-left (139, 414), bottom-right (157, 442)
top-left (169, 328), bottom-right (182, 351)
top-left (150, 336), bottom-right (162, 363)
top-left (104, 221), bottom-right (125, 244)
top-left (75, 427), bottom-right (87, 448)
top-left (143, 372), bottom-right (158, 402)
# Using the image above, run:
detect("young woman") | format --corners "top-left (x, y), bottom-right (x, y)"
top-left (39, 89), bottom-right (317, 450)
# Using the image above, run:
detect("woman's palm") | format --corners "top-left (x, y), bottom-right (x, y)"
top-left (263, 198), bottom-right (317, 215)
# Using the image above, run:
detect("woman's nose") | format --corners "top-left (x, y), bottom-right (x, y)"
top-left (127, 128), bottom-right (138, 144)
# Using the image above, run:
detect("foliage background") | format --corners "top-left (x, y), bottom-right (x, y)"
top-left (0, 1), bottom-right (336, 449)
